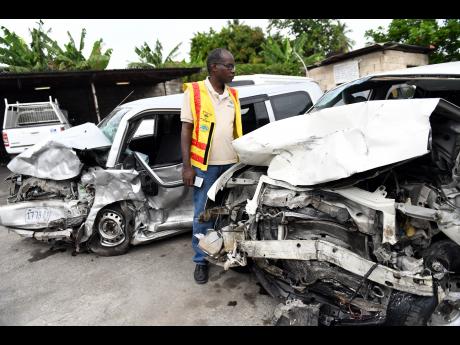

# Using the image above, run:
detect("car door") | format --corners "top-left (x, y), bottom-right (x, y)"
top-left (119, 111), bottom-right (193, 234)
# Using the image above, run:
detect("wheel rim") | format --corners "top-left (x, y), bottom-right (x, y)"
top-left (97, 210), bottom-right (126, 247)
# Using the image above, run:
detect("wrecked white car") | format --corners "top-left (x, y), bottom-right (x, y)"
top-left (0, 82), bottom-right (322, 256)
top-left (199, 62), bottom-right (460, 325)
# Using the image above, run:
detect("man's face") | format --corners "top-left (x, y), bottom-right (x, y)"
top-left (212, 53), bottom-right (235, 84)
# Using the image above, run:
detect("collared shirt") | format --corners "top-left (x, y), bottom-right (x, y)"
top-left (181, 78), bottom-right (238, 165)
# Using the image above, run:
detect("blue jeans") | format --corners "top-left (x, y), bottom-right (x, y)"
top-left (192, 164), bottom-right (233, 265)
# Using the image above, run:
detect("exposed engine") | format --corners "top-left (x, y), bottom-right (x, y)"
top-left (7, 175), bottom-right (79, 202)
top-left (2, 172), bottom-right (96, 245)
top-left (200, 160), bottom-right (460, 325)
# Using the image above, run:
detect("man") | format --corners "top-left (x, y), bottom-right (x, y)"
top-left (180, 48), bottom-right (242, 284)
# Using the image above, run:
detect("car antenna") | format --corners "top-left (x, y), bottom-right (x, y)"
top-left (115, 89), bottom-right (135, 109)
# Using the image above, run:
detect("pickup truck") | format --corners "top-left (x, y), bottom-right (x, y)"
top-left (2, 97), bottom-right (71, 156)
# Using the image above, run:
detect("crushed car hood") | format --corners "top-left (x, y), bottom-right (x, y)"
top-left (233, 99), bottom-right (443, 186)
top-left (7, 123), bottom-right (112, 180)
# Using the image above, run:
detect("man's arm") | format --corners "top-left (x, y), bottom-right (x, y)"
top-left (181, 122), bottom-right (195, 186)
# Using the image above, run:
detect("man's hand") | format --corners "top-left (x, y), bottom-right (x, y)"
top-left (182, 165), bottom-right (196, 187)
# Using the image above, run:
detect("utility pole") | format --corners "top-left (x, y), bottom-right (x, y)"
top-left (90, 81), bottom-right (101, 123)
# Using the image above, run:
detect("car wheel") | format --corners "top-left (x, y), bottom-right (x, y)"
top-left (385, 291), bottom-right (437, 326)
top-left (89, 204), bottom-right (131, 256)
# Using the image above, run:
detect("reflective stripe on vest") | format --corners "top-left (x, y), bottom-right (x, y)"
top-left (184, 80), bottom-right (242, 171)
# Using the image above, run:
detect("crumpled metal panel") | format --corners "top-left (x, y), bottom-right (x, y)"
top-left (7, 123), bottom-right (111, 180)
top-left (0, 199), bottom-right (83, 230)
top-left (7, 142), bottom-right (83, 181)
top-left (233, 99), bottom-right (440, 186)
top-left (80, 167), bottom-right (146, 243)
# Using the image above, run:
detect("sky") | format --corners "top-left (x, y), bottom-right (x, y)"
top-left (0, 19), bottom-right (392, 69)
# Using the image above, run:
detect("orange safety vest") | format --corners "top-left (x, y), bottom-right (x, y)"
top-left (183, 80), bottom-right (242, 171)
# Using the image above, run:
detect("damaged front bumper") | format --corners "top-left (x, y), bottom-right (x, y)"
top-left (10, 228), bottom-right (73, 241)
top-left (238, 239), bottom-right (433, 296)
top-left (0, 199), bottom-right (86, 242)
top-left (0, 199), bottom-right (86, 230)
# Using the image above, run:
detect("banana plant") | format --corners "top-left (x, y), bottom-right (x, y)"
top-left (0, 21), bottom-right (54, 72)
top-left (0, 21), bottom-right (112, 72)
top-left (128, 39), bottom-right (182, 68)
top-left (261, 33), bottom-right (315, 65)
top-left (51, 29), bottom-right (112, 70)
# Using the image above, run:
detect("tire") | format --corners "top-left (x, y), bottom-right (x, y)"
top-left (89, 204), bottom-right (132, 256)
top-left (386, 240), bottom-right (460, 325)
top-left (422, 239), bottom-right (460, 273)
top-left (385, 291), bottom-right (437, 326)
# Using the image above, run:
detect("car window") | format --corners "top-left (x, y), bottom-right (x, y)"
top-left (385, 84), bottom-right (416, 100)
top-left (271, 92), bottom-right (312, 120)
top-left (133, 118), bottom-right (155, 138)
top-left (228, 80), bottom-right (255, 87)
top-left (241, 101), bottom-right (269, 134)
top-left (123, 113), bottom-right (182, 168)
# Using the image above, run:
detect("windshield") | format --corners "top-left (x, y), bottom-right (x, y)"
top-left (309, 77), bottom-right (370, 112)
top-left (98, 107), bottom-right (132, 143)
top-left (309, 75), bottom-right (460, 113)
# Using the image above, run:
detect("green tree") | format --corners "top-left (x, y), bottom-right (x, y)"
top-left (0, 20), bottom-right (54, 72)
top-left (364, 19), bottom-right (460, 63)
top-left (0, 20), bottom-right (112, 72)
top-left (52, 29), bottom-right (113, 70)
top-left (267, 19), bottom-right (355, 58)
top-left (262, 33), bottom-right (323, 67)
top-left (128, 39), bottom-right (181, 68)
top-left (189, 20), bottom-right (265, 64)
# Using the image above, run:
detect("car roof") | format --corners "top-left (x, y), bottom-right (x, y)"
top-left (232, 74), bottom-right (316, 83)
top-left (370, 61), bottom-right (460, 77)
top-left (324, 61), bottom-right (460, 94)
top-left (119, 82), bottom-right (319, 113)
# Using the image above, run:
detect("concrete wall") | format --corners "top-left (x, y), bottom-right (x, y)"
top-left (309, 50), bottom-right (429, 92)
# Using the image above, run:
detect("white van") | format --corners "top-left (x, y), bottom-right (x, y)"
top-left (2, 97), bottom-right (71, 155)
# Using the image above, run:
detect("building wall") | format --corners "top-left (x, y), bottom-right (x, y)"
top-left (309, 50), bottom-right (429, 92)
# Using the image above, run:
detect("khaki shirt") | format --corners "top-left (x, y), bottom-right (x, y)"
top-left (181, 78), bottom-right (238, 165)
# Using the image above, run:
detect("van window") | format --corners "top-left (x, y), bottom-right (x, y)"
top-left (241, 101), bottom-right (269, 134)
top-left (271, 92), bottom-right (312, 120)
top-left (228, 80), bottom-right (255, 87)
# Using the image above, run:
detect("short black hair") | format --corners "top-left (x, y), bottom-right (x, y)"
top-left (206, 48), bottom-right (232, 74)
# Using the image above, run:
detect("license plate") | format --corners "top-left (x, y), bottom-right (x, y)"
top-left (25, 208), bottom-right (51, 224)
